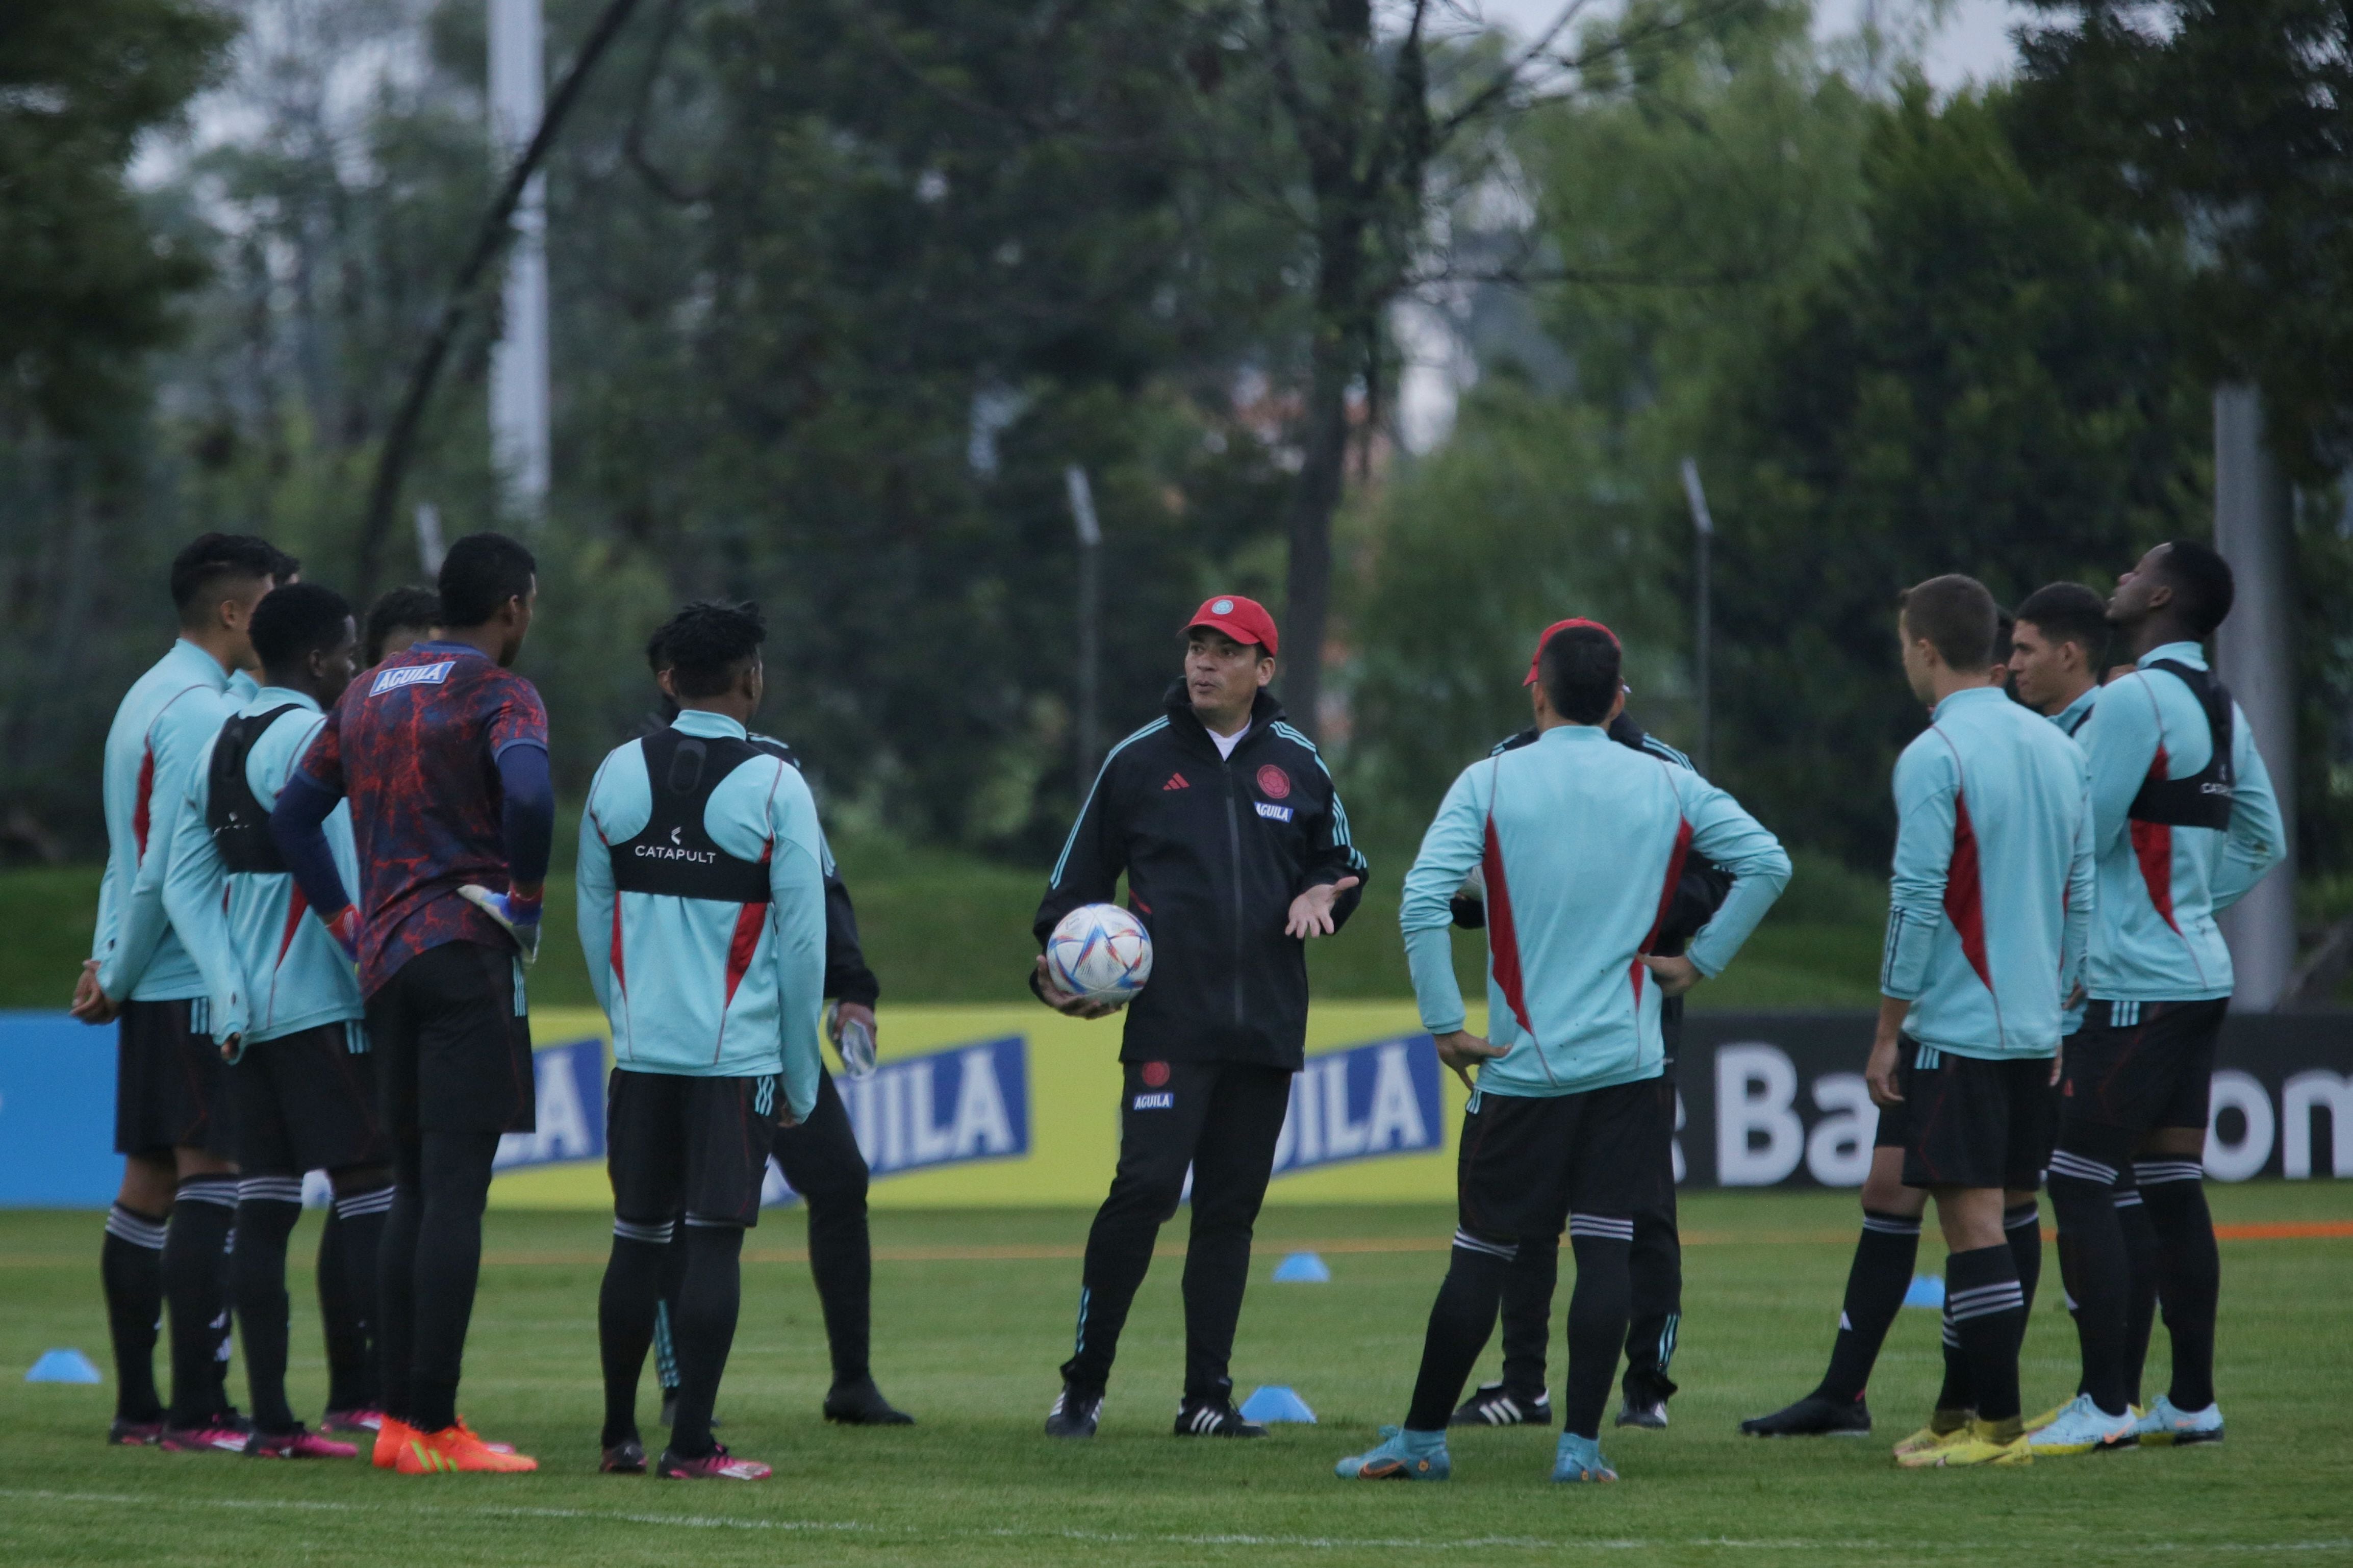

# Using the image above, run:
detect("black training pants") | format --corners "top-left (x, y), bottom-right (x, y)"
top-left (1061, 1059), bottom-right (1293, 1399)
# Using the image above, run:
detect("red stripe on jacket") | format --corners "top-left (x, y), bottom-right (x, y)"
top-left (1945, 791), bottom-right (1992, 990)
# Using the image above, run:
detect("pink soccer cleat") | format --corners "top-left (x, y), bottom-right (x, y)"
top-left (654, 1443), bottom-right (771, 1481)
top-left (246, 1426), bottom-right (360, 1459)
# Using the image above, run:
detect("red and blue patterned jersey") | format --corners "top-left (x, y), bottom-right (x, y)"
top-left (298, 641), bottom-right (548, 994)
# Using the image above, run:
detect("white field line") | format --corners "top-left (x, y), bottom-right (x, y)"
top-left (0, 1489), bottom-right (2345, 1555)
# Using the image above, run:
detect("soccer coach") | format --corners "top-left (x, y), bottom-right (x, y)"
top-left (1031, 595), bottom-right (1368, 1441)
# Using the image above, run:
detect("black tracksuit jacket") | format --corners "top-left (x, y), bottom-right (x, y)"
top-left (1034, 685), bottom-right (1369, 1070)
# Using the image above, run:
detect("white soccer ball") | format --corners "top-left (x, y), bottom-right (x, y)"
top-left (1046, 903), bottom-right (1153, 1007)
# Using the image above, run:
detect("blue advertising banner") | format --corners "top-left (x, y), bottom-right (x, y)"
top-left (768, 1035), bottom-right (1029, 1204)
top-left (0, 1014), bottom-right (121, 1205)
top-left (491, 1037), bottom-right (607, 1172)
top-left (1270, 1032), bottom-right (1443, 1177)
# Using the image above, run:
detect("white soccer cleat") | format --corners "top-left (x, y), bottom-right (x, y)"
top-left (2134, 1394), bottom-right (2223, 1447)
top-left (2026, 1393), bottom-right (2137, 1455)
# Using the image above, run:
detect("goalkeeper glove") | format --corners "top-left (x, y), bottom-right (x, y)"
top-left (459, 884), bottom-right (542, 966)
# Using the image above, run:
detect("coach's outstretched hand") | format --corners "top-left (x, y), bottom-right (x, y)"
top-left (1433, 1029), bottom-right (1507, 1093)
top-left (460, 883), bottom-right (543, 966)
top-left (1031, 956), bottom-right (1125, 1020)
top-left (1285, 876), bottom-right (1362, 940)
top-left (1637, 953), bottom-right (1701, 996)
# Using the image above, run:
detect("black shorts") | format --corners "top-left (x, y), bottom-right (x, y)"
top-left (1875, 1038), bottom-right (1918, 1150)
top-left (1457, 1077), bottom-right (1663, 1243)
top-left (365, 941), bottom-right (535, 1139)
top-left (2061, 998), bottom-right (2227, 1140)
top-left (232, 1021), bottom-right (388, 1176)
top-left (1899, 1041), bottom-right (2055, 1193)
top-left (607, 1067), bottom-right (781, 1228)
top-left (114, 999), bottom-right (234, 1159)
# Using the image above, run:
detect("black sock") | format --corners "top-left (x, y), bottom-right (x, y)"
top-left (1935, 1305), bottom-right (1973, 1414)
top-left (377, 1143), bottom-right (422, 1425)
top-left (2116, 1187), bottom-right (2160, 1407)
top-left (1944, 1242), bottom-right (2026, 1425)
top-left (2137, 1160), bottom-right (2217, 1411)
top-left (1815, 1210), bottom-right (1920, 1403)
top-left (1938, 1200), bottom-right (2041, 1415)
top-left (405, 1130), bottom-right (499, 1433)
top-left (600, 1220), bottom-right (671, 1448)
top-left (1403, 1234), bottom-right (1512, 1431)
top-left (102, 1204), bottom-right (168, 1422)
top-left (1561, 1222), bottom-right (1634, 1440)
top-left (326, 1186), bottom-right (392, 1411)
top-left (803, 1173), bottom-right (874, 1387)
top-left (2049, 1150), bottom-right (2133, 1413)
top-left (163, 1177), bottom-right (238, 1426)
top-left (1498, 1231), bottom-right (1558, 1398)
top-left (232, 1178), bottom-right (304, 1433)
top-left (668, 1223), bottom-right (745, 1458)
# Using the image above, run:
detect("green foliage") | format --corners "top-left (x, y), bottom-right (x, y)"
top-left (0, 0), bottom-right (231, 431)
top-left (1703, 85), bottom-right (2210, 864)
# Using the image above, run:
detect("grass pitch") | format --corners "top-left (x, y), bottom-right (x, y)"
top-left (3, 1186), bottom-right (2348, 1567)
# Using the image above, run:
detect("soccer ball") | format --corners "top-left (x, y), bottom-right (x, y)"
top-left (1045, 904), bottom-right (1153, 1007)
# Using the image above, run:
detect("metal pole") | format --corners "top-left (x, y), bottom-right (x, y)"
top-left (1680, 456), bottom-right (1714, 776)
top-left (2212, 385), bottom-right (2297, 1009)
top-left (489, 0), bottom-right (550, 524)
top-left (1066, 465), bottom-right (1103, 796)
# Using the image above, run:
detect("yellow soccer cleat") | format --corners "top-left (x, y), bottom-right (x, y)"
top-left (1898, 1418), bottom-right (2031, 1469)
top-left (1891, 1411), bottom-right (1973, 1459)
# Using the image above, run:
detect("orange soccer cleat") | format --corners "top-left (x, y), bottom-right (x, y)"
top-left (372, 1417), bottom-right (418, 1470)
top-left (394, 1422), bottom-right (538, 1474)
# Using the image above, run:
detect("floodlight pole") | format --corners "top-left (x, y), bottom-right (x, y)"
top-left (1067, 465), bottom-right (1103, 796)
top-left (1680, 456), bottom-right (1715, 777)
top-left (489, 0), bottom-right (551, 525)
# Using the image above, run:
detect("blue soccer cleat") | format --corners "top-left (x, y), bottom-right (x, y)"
top-left (1335, 1425), bottom-right (1450, 1480)
top-left (1553, 1432), bottom-right (1619, 1483)
top-left (2134, 1394), bottom-right (2224, 1447)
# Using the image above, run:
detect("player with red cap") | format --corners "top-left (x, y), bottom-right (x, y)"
top-left (1031, 593), bottom-right (1367, 1441)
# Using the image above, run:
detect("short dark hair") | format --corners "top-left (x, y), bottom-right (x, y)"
top-left (654, 600), bottom-right (766, 698)
top-left (364, 586), bottom-right (440, 665)
top-left (1993, 609), bottom-right (2016, 669)
top-left (249, 583), bottom-right (353, 676)
top-left (2157, 539), bottom-right (2235, 637)
top-left (170, 534), bottom-right (282, 624)
top-left (436, 533), bottom-right (537, 628)
top-left (1538, 624), bottom-right (1622, 725)
top-left (2015, 582), bottom-right (2109, 662)
top-left (1898, 574), bottom-right (1997, 671)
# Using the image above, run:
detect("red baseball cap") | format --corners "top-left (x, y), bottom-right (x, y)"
top-left (1186, 595), bottom-right (1279, 656)
top-left (1524, 617), bottom-right (1621, 685)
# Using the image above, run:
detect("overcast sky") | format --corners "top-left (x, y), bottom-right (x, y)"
top-left (1476, 0), bottom-right (2030, 90)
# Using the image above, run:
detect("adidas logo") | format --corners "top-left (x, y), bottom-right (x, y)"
top-left (1163, 773), bottom-right (1190, 791)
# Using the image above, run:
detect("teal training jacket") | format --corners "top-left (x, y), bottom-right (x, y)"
top-left (161, 689), bottom-right (364, 1047)
top-left (1881, 686), bottom-right (2094, 1061)
top-left (2081, 642), bottom-right (2285, 1003)
top-left (95, 640), bottom-right (241, 1002)
top-left (576, 710), bottom-right (826, 1116)
top-left (1401, 722), bottom-right (1790, 1098)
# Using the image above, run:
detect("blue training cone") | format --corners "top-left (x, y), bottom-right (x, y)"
top-left (26, 1349), bottom-right (103, 1384)
top-left (1271, 1251), bottom-right (1331, 1283)
top-left (1239, 1384), bottom-right (1317, 1424)
top-left (1902, 1274), bottom-right (1946, 1309)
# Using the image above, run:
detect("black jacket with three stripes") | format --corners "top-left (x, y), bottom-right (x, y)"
top-left (1035, 684), bottom-right (1369, 1069)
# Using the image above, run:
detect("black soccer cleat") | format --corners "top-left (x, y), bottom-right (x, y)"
top-left (1173, 1395), bottom-right (1267, 1438)
top-left (1739, 1392), bottom-right (1874, 1437)
top-left (1615, 1395), bottom-right (1669, 1430)
top-left (1044, 1383), bottom-right (1104, 1440)
top-left (107, 1416), bottom-right (166, 1447)
top-left (600, 1437), bottom-right (647, 1473)
top-left (824, 1376), bottom-right (915, 1426)
top-left (1449, 1381), bottom-right (1552, 1428)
